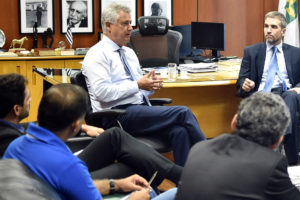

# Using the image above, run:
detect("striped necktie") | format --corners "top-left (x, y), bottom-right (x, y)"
top-left (118, 48), bottom-right (152, 106)
top-left (262, 46), bottom-right (287, 92)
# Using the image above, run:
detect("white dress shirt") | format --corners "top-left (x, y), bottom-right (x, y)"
top-left (82, 35), bottom-right (152, 111)
top-left (258, 42), bottom-right (291, 91)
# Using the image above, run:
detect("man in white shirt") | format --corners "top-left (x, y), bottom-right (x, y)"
top-left (237, 11), bottom-right (300, 165)
top-left (82, 3), bottom-right (206, 166)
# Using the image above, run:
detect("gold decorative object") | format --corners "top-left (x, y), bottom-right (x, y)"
top-left (10, 36), bottom-right (28, 49)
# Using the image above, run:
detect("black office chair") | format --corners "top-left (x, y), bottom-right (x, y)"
top-left (128, 16), bottom-right (183, 68)
top-left (70, 71), bottom-right (172, 153)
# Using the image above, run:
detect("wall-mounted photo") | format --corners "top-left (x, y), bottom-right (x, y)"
top-left (61, 0), bottom-right (94, 34)
top-left (100, 0), bottom-right (137, 27)
top-left (19, 0), bottom-right (54, 34)
top-left (143, 0), bottom-right (172, 25)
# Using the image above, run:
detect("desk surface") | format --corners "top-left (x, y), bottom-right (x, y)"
top-left (35, 59), bottom-right (241, 87)
top-left (0, 55), bottom-right (85, 61)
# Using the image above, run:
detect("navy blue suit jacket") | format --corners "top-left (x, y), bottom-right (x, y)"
top-left (237, 42), bottom-right (300, 98)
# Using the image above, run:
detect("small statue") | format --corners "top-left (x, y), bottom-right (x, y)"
top-left (10, 36), bottom-right (28, 49)
top-left (42, 28), bottom-right (53, 48)
top-left (33, 22), bottom-right (38, 49)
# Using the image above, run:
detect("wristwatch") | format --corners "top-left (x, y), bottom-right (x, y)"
top-left (109, 179), bottom-right (115, 194)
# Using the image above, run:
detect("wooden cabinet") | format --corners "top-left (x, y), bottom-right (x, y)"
top-left (0, 56), bottom-right (85, 122)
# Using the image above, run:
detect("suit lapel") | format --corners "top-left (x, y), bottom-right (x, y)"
top-left (256, 43), bottom-right (266, 84)
top-left (282, 44), bottom-right (293, 85)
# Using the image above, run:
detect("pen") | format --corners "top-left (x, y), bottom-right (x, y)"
top-left (148, 171), bottom-right (158, 185)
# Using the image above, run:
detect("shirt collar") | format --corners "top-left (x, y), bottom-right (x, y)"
top-left (0, 119), bottom-right (25, 133)
top-left (266, 41), bottom-right (283, 53)
top-left (26, 123), bottom-right (69, 150)
top-left (102, 35), bottom-right (125, 52)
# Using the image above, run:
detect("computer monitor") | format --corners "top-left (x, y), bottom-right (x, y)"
top-left (170, 25), bottom-right (202, 57)
top-left (191, 22), bottom-right (226, 58)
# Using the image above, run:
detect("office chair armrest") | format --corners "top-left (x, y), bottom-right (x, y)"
top-left (85, 109), bottom-right (127, 130)
top-left (66, 136), bottom-right (94, 153)
top-left (150, 98), bottom-right (172, 105)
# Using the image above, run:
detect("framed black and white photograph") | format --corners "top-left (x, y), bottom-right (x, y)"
top-left (19, 0), bottom-right (54, 34)
top-left (100, 0), bottom-right (137, 27)
top-left (143, 0), bottom-right (173, 25)
top-left (61, 0), bottom-right (94, 34)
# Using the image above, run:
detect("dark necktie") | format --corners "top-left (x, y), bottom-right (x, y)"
top-left (118, 48), bottom-right (152, 106)
top-left (262, 47), bottom-right (287, 92)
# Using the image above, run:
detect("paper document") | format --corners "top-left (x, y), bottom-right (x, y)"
top-left (288, 166), bottom-right (300, 189)
top-left (179, 63), bottom-right (217, 73)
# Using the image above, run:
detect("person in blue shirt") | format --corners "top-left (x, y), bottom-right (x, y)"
top-left (0, 73), bottom-right (182, 188)
top-left (3, 82), bottom-right (178, 200)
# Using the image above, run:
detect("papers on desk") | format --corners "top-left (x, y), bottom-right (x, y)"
top-left (288, 166), bottom-right (300, 189)
top-left (179, 62), bottom-right (217, 73)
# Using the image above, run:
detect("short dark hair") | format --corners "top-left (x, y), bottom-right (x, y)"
top-left (234, 92), bottom-right (290, 147)
top-left (38, 83), bottom-right (89, 132)
top-left (0, 74), bottom-right (27, 118)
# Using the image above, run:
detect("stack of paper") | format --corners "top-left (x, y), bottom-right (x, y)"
top-left (288, 166), bottom-right (300, 189)
top-left (179, 62), bottom-right (217, 73)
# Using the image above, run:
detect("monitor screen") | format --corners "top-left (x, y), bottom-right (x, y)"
top-left (191, 22), bottom-right (225, 57)
top-left (170, 25), bottom-right (202, 57)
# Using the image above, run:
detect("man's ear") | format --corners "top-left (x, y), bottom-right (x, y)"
top-left (12, 105), bottom-right (21, 117)
top-left (105, 22), bottom-right (112, 33)
top-left (270, 135), bottom-right (284, 150)
top-left (230, 114), bottom-right (238, 132)
top-left (70, 119), bottom-right (82, 137)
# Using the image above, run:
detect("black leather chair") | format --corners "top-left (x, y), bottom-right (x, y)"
top-left (129, 16), bottom-right (182, 68)
top-left (0, 159), bottom-right (61, 200)
top-left (70, 71), bottom-right (172, 153)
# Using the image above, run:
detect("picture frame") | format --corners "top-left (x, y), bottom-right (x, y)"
top-left (100, 0), bottom-right (137, 28)
top-left (61, 0), bottom-right (94, 34)
top-left (19, 0), bottom-right (54, 34)
top-left (143, 0), bottom-right (173, 26)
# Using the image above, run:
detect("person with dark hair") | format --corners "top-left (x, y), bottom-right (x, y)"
top-left (0, 74), bottom-right (30, 155)
top-left (83, 3), bottom-right (206, 167)
top-left (67, 1), bottom-right (88, 28)
top-left (3, 83), bottom-right (179, 199)
top-left (236, 11), bottom-right (300, 165)
top-left (0, 74), bottom-right (181, 199)
top-left (176, 92), bottom-right (300, 200)
top-left (151, 2), bottom-right (163, 16)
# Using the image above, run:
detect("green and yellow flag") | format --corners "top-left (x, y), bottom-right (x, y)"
top-left (279, 0), bottom-right (299, 47)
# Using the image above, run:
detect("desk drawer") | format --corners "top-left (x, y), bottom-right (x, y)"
top-left (27, 60), bottom-right (65, 69)
top-left (65, 59), bottom-right (83, 69)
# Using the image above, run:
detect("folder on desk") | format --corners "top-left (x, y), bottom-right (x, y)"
top-left (179, 63), bottom-right (217, 73)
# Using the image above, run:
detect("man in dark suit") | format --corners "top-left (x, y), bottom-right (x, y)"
top-left (236, 11), bottom-right (300, 165)
top-left (176, 92), bottom-right (300, 200)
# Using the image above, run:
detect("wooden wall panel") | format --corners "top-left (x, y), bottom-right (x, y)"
top-left (0, 0), bottom-right (298, 56)
top-left (173, 0), bottom-right (198, 25)
top-left (197, 0), bottom-right (264, 57)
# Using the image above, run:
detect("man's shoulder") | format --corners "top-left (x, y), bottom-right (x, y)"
top-left (283, 43), bottom-right (300, 52)
top-left (0, 122), bottom-right (23, 138)
top-left (244, 42), bottom-right (265, 51)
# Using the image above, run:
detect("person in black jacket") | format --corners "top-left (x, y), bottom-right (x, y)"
top-left (236, 11), bottom-right (300, 165)
top-left (176, 92), bottom-right (300, 200)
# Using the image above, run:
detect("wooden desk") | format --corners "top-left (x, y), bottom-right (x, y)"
top-left (0, 55), bottom-right (84, 122)
top-left (152, 62), bottom-right (241, 138)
